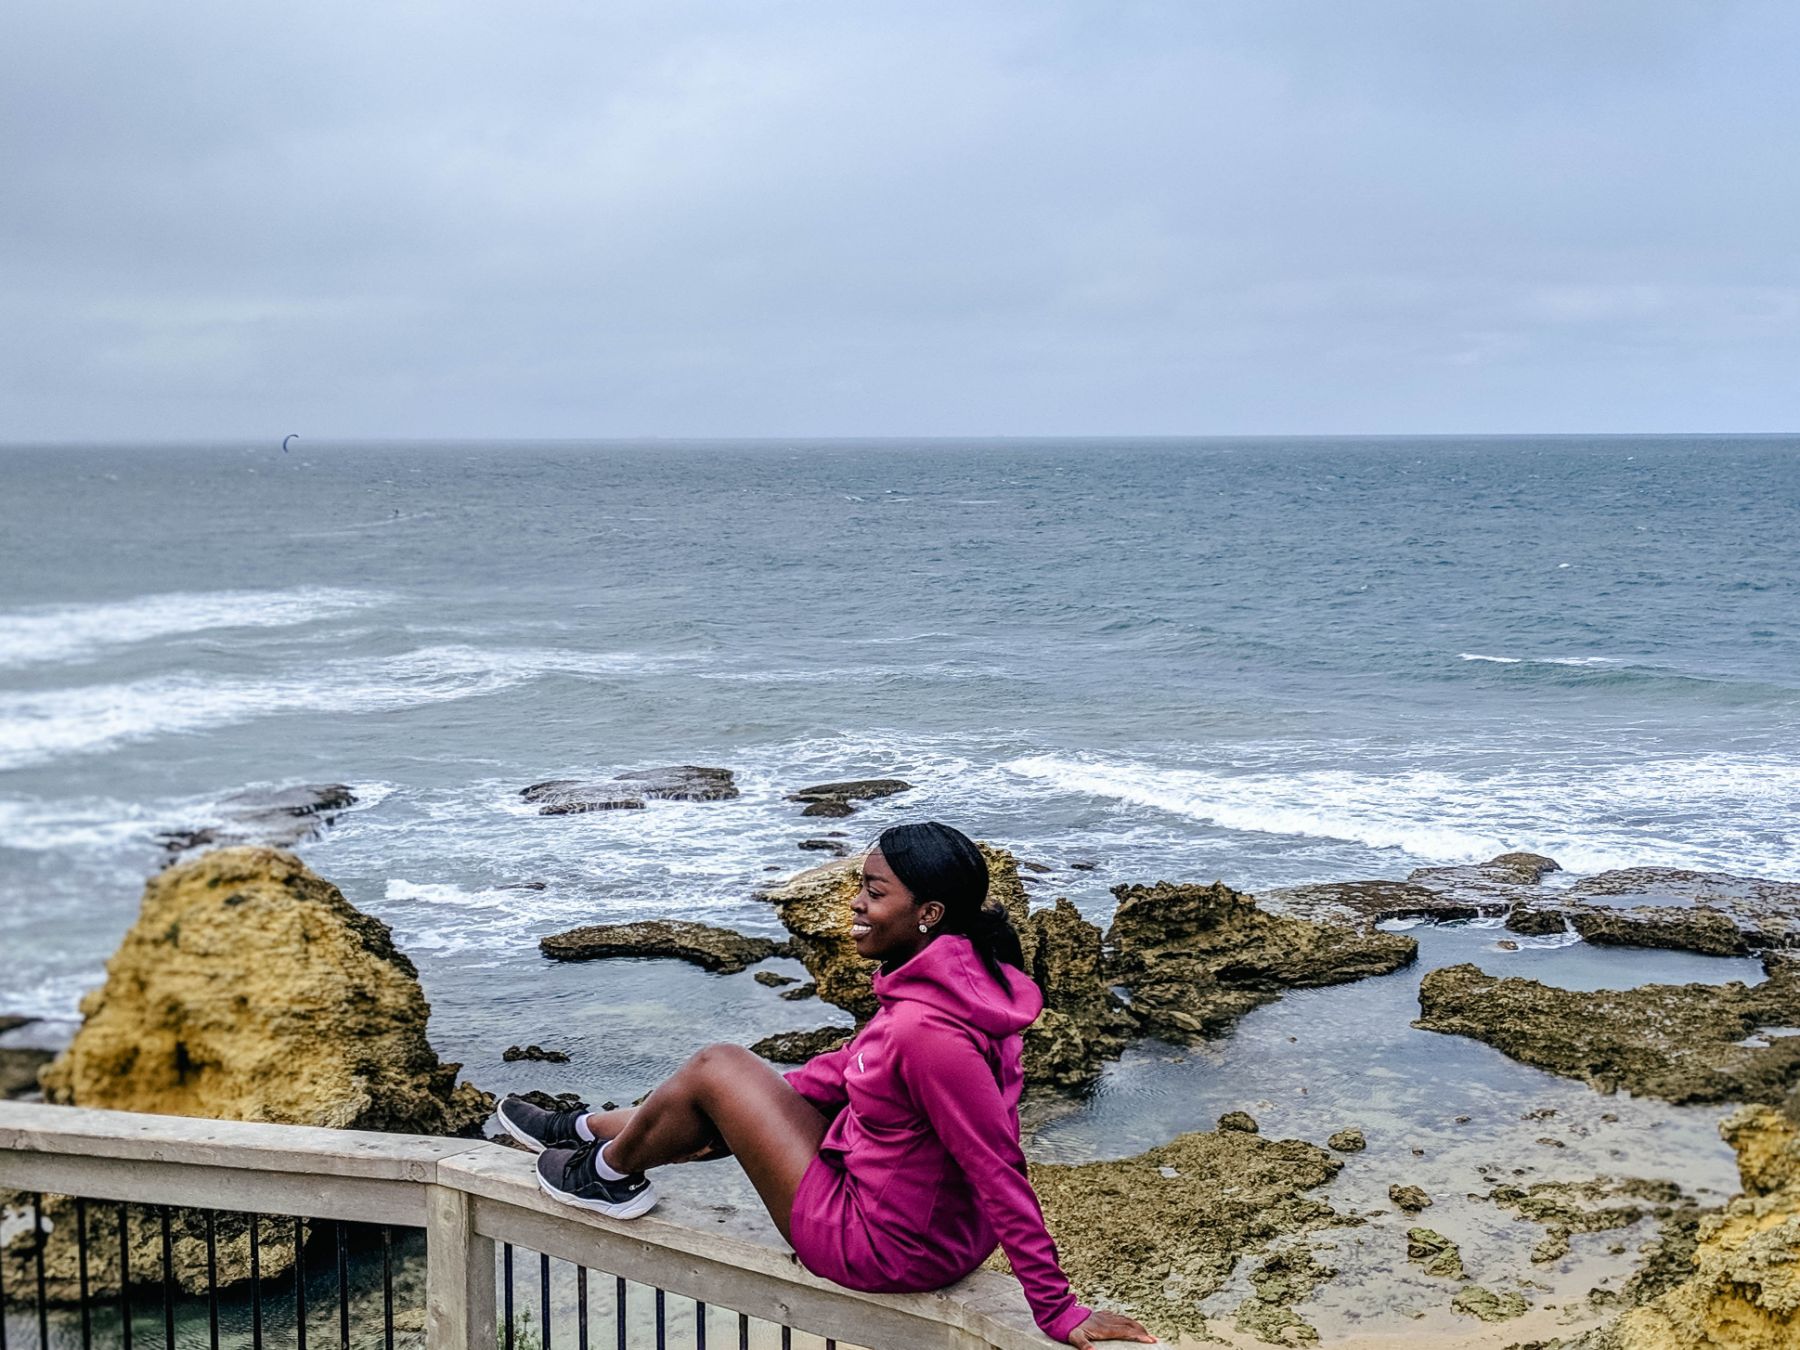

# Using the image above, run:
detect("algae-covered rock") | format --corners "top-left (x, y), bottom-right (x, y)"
top-left (1326, 1128), bottom-right (1366, 1153)
top-left (40, 846), bottom-right (489, 1133)
top-left (1570, 907), bottom-right (1751, 958)
top-left (1389, 1184), bottom-right (1431, 1213)
top-left (521, 765), bottom-right (738, 814)
top-left (1406, 1227), bottom-right (1466, 1280)
top-left (1015, 897), bottom-right (1133, 1088)
top-left (784, 778), bottom-right (911, 813)
top-left (1415, 959), bottom-right (1800, 1104)
top-left (1006, 1129), bottom-right (1349, 1335)
top-left (757, 847), bottom-right (1129, 1086)
top-left (748, 1027), bottom-right (853, 1063)
top-left (1452, 1285), bottom-right (1529, 1321)
top-left (1603, 1103), bottom-right (1800, 1348)
top-left (1105, 881), bottom-right (1416, 1042)
top-left (156, 783), bottom-right (360, 859)
top-left (1235, 1245), bottom-right (1336, 1344)
top-left (1220, 1111), bottom-right (1261, 1134)
top-left (539, 919), bottom-right (779, 973)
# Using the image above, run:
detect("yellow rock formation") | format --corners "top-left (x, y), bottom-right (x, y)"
top-left (39, 845), bottom-right (490, 1133)
top-left (1609, 1101), bottom-right (1800, 1349)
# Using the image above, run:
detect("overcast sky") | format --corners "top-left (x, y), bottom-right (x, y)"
top-left (4, 1), bottom-right (1797, 439)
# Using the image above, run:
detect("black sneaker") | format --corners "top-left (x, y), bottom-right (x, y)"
top-left (497, 1095), bottom-right (590, 1154)
top-left (535, 1143), bottom-right (659, 1220)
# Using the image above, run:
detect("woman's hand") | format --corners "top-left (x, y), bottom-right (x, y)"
top-left (1068, 1309), bottom-right (1157, 1346)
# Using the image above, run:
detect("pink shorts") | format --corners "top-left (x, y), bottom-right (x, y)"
top-left (787, 1155), bottom-right (973, 1294)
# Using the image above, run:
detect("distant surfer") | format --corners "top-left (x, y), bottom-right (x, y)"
top-left (282, 433), bottom-right (298, 453)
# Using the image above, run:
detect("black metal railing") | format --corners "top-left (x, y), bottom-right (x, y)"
top-left (1, 1194), bottom-right (423, 1350)
top-left (492, 1245), bottom-right (839, 1350)
top-left (5, 1197), bottom-right (852, 1350)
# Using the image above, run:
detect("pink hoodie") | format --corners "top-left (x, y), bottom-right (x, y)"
top-left (784, 934), bottom-right (1091, 1343)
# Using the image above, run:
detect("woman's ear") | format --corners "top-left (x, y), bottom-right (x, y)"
top-left (920, 900), bottom-right (946, 930)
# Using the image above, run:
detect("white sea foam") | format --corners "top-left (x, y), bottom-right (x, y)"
top-left (1461, 652), bottom-right (1634, 669)
top-left (0, 645), bottom-right (657, 770)
top-left (1000, 750), bottom-right (1800, 878)
top-left (0, 588), bottom-right (389, 669)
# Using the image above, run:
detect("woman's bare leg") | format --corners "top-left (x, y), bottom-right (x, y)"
top-left (583, 1105), bottom-right (637, 1139)
top-left (602, 1044), bottom-right (828, 1240)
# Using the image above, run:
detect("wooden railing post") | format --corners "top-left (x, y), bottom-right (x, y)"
top-left (426, 1184), bottom-right (496, 1350)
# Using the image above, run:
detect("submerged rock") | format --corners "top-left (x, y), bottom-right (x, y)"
top-left (1235, 1245), bottom-right (1337, 1344)
top-left (503, 1044), bottom-right (570, 1063)
top-left (1260, 879), bottom-right (1478, 926)
top-left (1604, 1101), bottom-right (1800, 1349)
top-left (748, 1026), bottom-right (853, 1063)
top-left (521, 765), bottom-right (737, 814)
top-left (1105, 880), bottom-right (1417, 1042)
top-left (1389, 1184), bottom-right (1432, 1213)
top-left (0, 1046), bottom-right (52, 1099)
top-left (17, 847), bottom-right (488, 1300)
top-left (1415, 959), bottom-right (1800, 1104)
top-left (1406, 1227), bottom-right (1466, 1280)
top-left (784, 778), bottom-right (911, 815)
top-left (1452, 1286), bottom-right (1528, 1322)
top-left (157, 783), bottom-right (359, 858)
top-left (539, 920), bottom-right (779, 974)
top-left (1485, 1176), bottom-right (1687, 1272)
top-left (1004, 1128), bottom-right (1350, 1335)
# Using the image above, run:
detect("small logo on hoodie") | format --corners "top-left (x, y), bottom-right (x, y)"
top-left (855, 1051), bottom-right (867, 1075)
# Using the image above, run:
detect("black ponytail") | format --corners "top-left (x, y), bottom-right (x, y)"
top-left (876, 821), bottom-right (1024, 990)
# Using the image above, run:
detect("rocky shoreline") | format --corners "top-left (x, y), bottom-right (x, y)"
top-left (7, 829), bottom-right (1800, 1346)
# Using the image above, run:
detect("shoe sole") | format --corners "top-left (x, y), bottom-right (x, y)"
top-left (497, 1107), bottom-right (556, 1155)
top-left (535, 1165), bottom-right (659, 1220)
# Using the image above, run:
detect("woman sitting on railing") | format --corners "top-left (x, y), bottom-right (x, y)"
top-left (500, 820), bottom-right (1155, 1348)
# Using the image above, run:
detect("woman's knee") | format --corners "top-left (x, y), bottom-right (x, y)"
top-left (687, 1042), bottom-right (759, 1076)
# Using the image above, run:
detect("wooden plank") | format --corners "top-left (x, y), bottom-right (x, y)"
top-left (0, 1102), bottom-right (489, 1182)
top-left (426, 1185), bottom-right (496, 1350)
top-left (439, 1149), bottom-right (1050, 1350)
top-left (0, 1151), bottom-right (428, 1226)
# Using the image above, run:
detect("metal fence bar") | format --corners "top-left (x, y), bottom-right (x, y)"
top-left (250, 1212), bottom-right (264, 1350)
top-left (116, 1203), bottom-right (132, 1350)
top-left (30, 1194), bottom-right (48, 1350)
top-left (206, 1207), bottom-right (221, 1350)
top-left (502, 1243), bottom-right (515, 1350)
top-left (334, 1221), bottom-right (349, 1350)
top-left (294, 1216), bottom-right (307, 1350)
top-left (381, 1224), bottom-right (394, 1350)
top-left (614, 1276), bottom-right (625, 1350)
top-left (159, 1207), bottom-right (175, 1350)
top-left (540, 1253), bottom-right (552, 1350)
top-left (75, 1195), bottom-right (93, 1350)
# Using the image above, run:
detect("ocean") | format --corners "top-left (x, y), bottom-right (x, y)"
top-left (2, 435), bottom-right (1797, 1073)
top-left (7, 435), bottom-right (1799, 1338)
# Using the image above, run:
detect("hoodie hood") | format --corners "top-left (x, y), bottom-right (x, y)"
top-left (872, 933), bottom-right (1042, 1038)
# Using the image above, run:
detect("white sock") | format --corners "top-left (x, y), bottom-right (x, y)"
top-left (591, 1141), bottom-right (630, 1181)
top-left (574, 1114), bottom-right (596, 1142)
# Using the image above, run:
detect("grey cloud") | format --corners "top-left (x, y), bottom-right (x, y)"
top-left (3, 1), bottom-right (1797, 437)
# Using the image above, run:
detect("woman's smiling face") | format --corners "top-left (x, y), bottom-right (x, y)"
top-left (850, 848), bottom-right (943, 966)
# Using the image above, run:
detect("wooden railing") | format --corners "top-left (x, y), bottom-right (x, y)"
top-left (0, 1102), bottom-right (1053, 1349)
